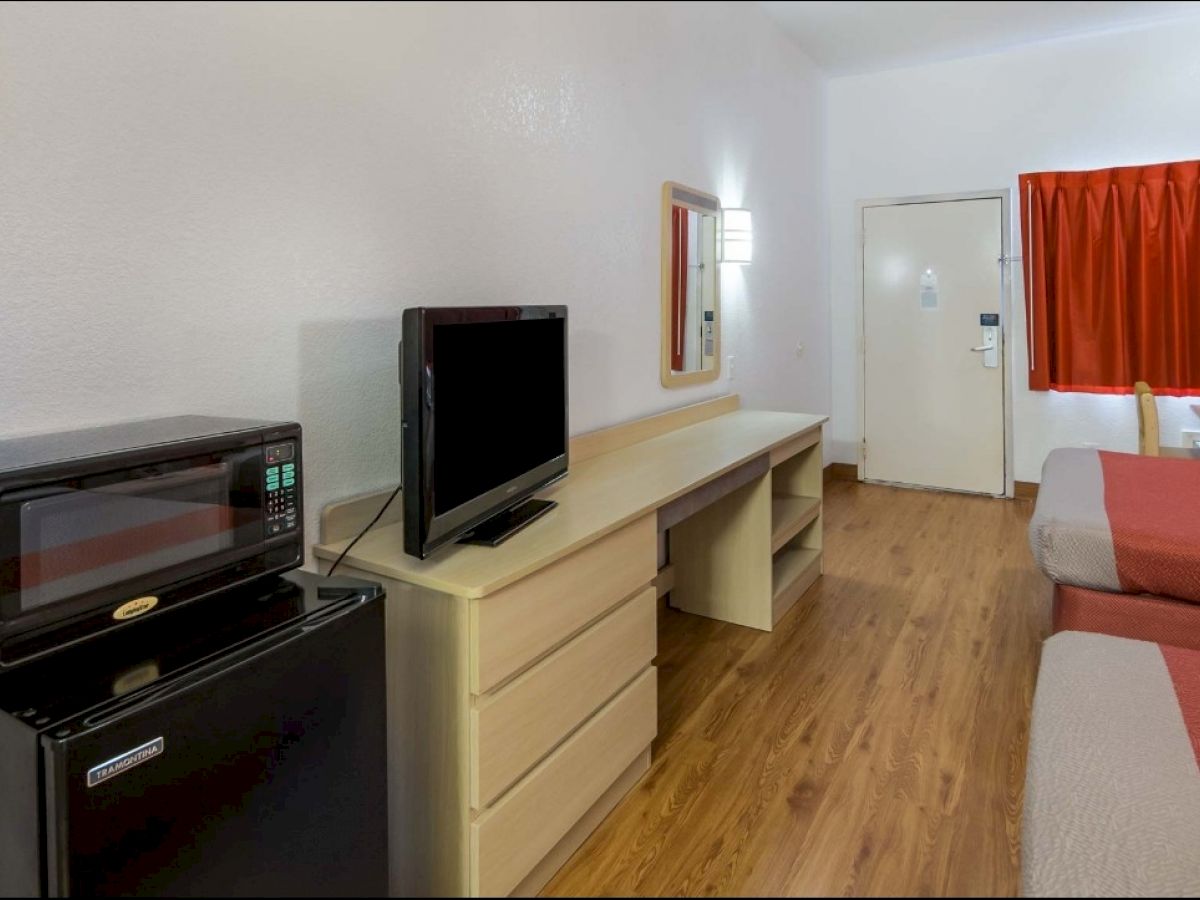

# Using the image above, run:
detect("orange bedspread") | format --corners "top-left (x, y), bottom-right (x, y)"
top-left (1101, 450), bottom-right (1200, 603)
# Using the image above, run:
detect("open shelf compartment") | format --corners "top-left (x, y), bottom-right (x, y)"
top-left (771, 494), bottom-right (820, 554)
top-left (771, 535), bottom-right (821, 625)
top-left (769, 434), bottom-right (823, 625)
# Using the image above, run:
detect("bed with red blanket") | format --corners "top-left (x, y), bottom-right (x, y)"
top-left (1029, 448), bottom-right (1200, 648)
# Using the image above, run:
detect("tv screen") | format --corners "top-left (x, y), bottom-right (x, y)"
top-left (400, 306), bottom-right (568, 559)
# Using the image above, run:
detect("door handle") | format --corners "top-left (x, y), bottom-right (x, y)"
top-left (971, 345), bottom-right (993, 352)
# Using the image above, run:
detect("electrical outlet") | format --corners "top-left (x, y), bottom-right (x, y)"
top-left (796, 342), bottom-right (805, 356)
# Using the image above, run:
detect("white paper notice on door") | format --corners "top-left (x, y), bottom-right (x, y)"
top-left (920, 268), bottom-right (938, 310)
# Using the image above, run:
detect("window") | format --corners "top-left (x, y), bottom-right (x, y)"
top-left (1020, 160), bottom-right (1200, 395)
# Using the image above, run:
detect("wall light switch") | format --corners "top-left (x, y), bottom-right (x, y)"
top-left (726, 355), bottom-right (735, 381)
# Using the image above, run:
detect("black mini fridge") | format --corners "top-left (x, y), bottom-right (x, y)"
top-left (0, 571), bottom-right (387, 897)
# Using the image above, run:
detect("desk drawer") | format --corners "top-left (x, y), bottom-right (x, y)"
top-left (470, 514), bottom-right (656, 693)
top-left (471, 587), bottom-right (656, 809)
top-left (471, 666), bottom-right (657, 897)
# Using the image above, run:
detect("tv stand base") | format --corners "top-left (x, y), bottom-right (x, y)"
top-left (457, 498), bottom-right (558, 547)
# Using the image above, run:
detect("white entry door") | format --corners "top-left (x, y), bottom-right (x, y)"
top-left (862, 197), bottom-right (1005, 495)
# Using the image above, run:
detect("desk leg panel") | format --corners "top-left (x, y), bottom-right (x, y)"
top-left (669, 472), bottom-right (774, 631)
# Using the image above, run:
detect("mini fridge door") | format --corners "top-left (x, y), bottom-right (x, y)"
top-left (40, 595), bottom-right (386, 898)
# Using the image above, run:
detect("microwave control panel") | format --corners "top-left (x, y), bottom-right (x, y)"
top-left (264, 442), bottom-right (298, 537)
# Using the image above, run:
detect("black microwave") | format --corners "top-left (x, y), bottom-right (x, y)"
top-left (0, 416), bottom-right (303, 667)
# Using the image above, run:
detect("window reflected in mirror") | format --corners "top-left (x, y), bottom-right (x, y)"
top-left (661, 183), bottom-right (721, 387)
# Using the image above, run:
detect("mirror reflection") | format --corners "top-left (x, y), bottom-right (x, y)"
top-left (661, 182), bottom-right (721, 387)
top-left (669, 206), bottom-right (718, 374)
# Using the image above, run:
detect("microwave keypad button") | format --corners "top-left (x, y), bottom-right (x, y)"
top-left (282, 463), bottom-right (295, 474)
top-left (265, 478), bottom-right (297, 535)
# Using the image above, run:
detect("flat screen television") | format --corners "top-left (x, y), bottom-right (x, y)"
top-left (400, 306), bottom-right (568, 559)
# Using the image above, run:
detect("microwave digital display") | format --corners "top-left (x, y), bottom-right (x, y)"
top-left (5, 450), bottom-right (264, 615)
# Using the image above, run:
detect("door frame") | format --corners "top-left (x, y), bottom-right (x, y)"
top-left (855, 189), bottom-right (1015, 498)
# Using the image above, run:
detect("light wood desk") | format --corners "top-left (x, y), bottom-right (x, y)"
top-left (314, 398), bottom-right (827, 897)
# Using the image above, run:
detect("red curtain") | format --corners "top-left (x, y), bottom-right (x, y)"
top-left (670, 206), bottom-right (688, 371)
top-left (1020, 160), bottom-right (1200, 394)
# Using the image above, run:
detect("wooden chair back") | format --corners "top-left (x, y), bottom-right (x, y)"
top-left (1135, 381), bottom-right (1160, 456)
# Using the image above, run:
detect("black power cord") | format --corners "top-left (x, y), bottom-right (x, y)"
top-left (325, 482), bottom-right (402, 577)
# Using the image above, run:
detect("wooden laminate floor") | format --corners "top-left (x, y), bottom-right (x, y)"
top-left (542, 480), bottom-right (1051, 897)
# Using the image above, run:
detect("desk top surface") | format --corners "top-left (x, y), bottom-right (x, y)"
top-left (313, 409), bottom-right (826, 598)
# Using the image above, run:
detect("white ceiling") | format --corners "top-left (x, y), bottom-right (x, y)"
top-left (759, 1), bottom-right (1200, 75)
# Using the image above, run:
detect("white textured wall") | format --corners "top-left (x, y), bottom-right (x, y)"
top-left (827, 17), bottom-right (1200, 481)
top-left (0, 1), bottom-right (827, 560)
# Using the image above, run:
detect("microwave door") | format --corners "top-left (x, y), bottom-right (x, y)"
top-left (1, 450), bottom-right (269, 640)
top-left (40, 598), bottom-right (386, 898)
top-left (17, 465), bottom-right (237, 614)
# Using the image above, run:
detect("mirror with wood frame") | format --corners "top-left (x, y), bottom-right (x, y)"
top-left (661, 181), bottom-right (720, 387)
